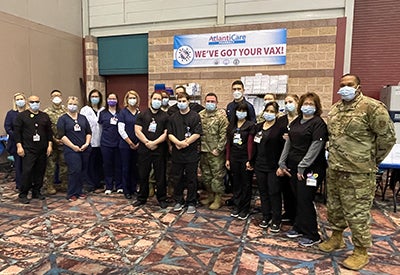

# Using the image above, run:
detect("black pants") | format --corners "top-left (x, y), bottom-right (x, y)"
top-left (87, 147), bottom-right (104, 189)
top-left (280, 174), bottom-right (296, 220)
top-left (288, 165), bottom-right (320, 241)
top-left (137, 153), bottom-right (167, 203)
top-left (171, 161), bottom-right (198, 206)
top-left (231, 160), bottom-right (253, 214)
top-left (255, 169), bottom-right (282, 223)
top-left (19, 151), bottom-right (47, 198)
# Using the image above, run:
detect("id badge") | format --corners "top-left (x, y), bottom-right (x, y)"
top-left (110, 117), bottom-right (118, 125)
top-left (33, 134), bottom-right (40, 142)
top-left (233, 133), bottom-right (242, 144)
top-left (254, 131), bottom-right (262, 143)
top-left (148, 121), bottom-right (157, 133)
top-left (306, 173), bottom-right (318, 187)
top-left (74, 124), bottom-right (81, 131)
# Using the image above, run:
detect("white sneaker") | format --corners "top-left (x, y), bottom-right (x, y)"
top-left (105, 190), bottom-right (112, 195)
top-left (173, 203), bottom-right (183, 212)
top-left (187, 205), bottom-right (196, 214)
top-left (116, 189), bottom-right (123, 193)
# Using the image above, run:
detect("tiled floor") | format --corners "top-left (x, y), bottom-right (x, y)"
top-left (0, 177), bottom-right (399, 275)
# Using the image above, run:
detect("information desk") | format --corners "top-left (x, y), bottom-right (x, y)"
top-left (378, 144), bottom-right (400, 212)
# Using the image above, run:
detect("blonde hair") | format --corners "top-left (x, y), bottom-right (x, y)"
top-left (67, 96), bottom-right (80, 105)
top-left (12, 92), bottom-right (27, 111)
top-left (123, 90), bottom-right (140, 107)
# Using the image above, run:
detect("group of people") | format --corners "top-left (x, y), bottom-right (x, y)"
top-left (3, 74), bottom-right (396, 271)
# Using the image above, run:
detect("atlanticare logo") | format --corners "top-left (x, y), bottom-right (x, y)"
top-left (208, 33), bottom-right (246, 45)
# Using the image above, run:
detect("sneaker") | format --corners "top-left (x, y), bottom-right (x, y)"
top-left (299, 237), bottom-right (321, 247)
top-left (159, 201), bottom-right (168, 209)
top-left (104, 190), bottom-right (112, 195)
top-left (68, 196), bottom-right (77, 202)
top-left (281, 212), bottom-right (293, 222)
top-left (32, 193), bottom-right (45, 200)
top-left (286, 229), bottom-right (303, 238)
top-left (18, 197), bottom-right (30, 204)
top-left (116, 189), bottom-right (124, 193)
top-left (237, 211), bottom-right (249, 220)
top-left (173, 203), bottom-right (183, 212)
top-left (187, 205), bottom-right (196, 214)
top-left (230, 208), bottom-right (239, 217)
top-left (132, 200), bottom-right (146, 207)
top-left (270, 223), bottom-right (281, 233)
top-left (79, 194), bottom-right (87, 199)
top-left (259, 219), bottom-right (272, 228)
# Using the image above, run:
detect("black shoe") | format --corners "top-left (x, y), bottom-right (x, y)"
top-left (32, 193), bottom-right (45, 200)
top-left (237, 211), bottom-right (249, 220)
top-left (259, 219), bottom-right (272, 228)
top-left (230, 208), bottom-right (239, 217)
top-left (225, 198), bottom-right (234, 206)
top-left (132, 200), bottom-right (145, 207)
top-left (19, 197), bottom-right (30, 204)
top-left (125, 193), bottom-right (132, 199)
top-left (159, 201), bottom-right (168, 209)
top-left (270, 223), bottom-right (281, 233)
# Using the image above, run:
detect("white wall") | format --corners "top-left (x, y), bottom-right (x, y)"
top-left (85, 0), bottom-right (346, 37)
top-left (0, 0), bottom-right (82, 36)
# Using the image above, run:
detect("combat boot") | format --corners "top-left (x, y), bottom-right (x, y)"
top-left (149, 183), bottom-right (155, 197)
top-left (342, 246), bottom-right (369, 270)
top-left (209, 193), bottom-right (223, 210)
top-left (44, 179), bottom-right (57, 195)
top-left (318, 230), bottom-right (345, 252)
top-left (200, 192), bottom-right (214, 205)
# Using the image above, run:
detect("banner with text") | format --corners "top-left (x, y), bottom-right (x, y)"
top-left (173, 29), bottom-right (286, 68)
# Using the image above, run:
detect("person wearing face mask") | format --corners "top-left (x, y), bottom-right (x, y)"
top-left (226, 80), bottom-right (256, 123)
top-left (256, 93), bottom-right (277, 123)
top-left (277, 92), bottom-right (328, 247)
top-left (250, 102), bottom-right (287, 232)
top-left (14, 95), bottom-right (53, 204)
top-left (199, 93), bottom-right (229, 210)
top-left (168, 91), bottom-right (202, 214)
top-left (160, 91), bottom-right (170, 112)
top-left (319, 74), bottom-right (395, 270)
top-left (4, 92), bottom-right (28, 190)
top-left (279, 94), bottom-right (299, 224)
top-left (98, 93), bottom-right (122, 195)
top-left (118, 90), bottom-right (140, 199)
top-left (132, 91), bottom-right (169, 209)
top-left (80, 89), bottom-right (105, 192)
top-left (43, 90), bottom-right (67, 195)
top-left (56, 96), bottom-right (92, 201)
top-left (167, 86), bottom-right (204, 116)
top-left (225, 101), bottom-right (255, 220)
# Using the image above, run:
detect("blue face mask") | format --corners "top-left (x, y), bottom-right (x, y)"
top-left (16, 99), bottom-right (26, 108)
top-left (236, 111), bottom-right (247, 120)
top-left (205, 102), bottom-right (216, 112)
top-left (263, 112), bottom-right (276, 121)
top-left (177, 102), bottom-right (188, 110)
top-left (90, 97), bottom-right (100, 105)
top-left (151, 99), bottom-right (161, 110)
top-left (301, 105), bottom-right (316, 116)
top-left (162, 98), bottom-right (169, 106)
top-left (29, 102), bottom-right (40, 112)
top-left (338, 86), bottom-right (357, 101)
top-left (285, 102), bottom-right (296, 112)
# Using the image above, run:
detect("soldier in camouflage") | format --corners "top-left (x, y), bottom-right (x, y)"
top-left (199, 93), bottom-right (229, 210)
top-left (319, 74), bottom-right (396, 270)
top-left (43, 90), bottom-right (68, 194)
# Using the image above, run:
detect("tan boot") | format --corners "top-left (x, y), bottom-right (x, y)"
top-left (318, 230), bottom-right (345, 252)
top-left (342, 246), bottom-right (369, 271)
top-left (200, 192), bottom-right (215, 205)
top-left (149, 183), bottom-right (155, 197)
top-left (46, 184), bottom-right (57, 195)
top-left (209, 193), bottom-right (223, 210)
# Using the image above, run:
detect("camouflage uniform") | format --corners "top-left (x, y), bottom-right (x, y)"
top-left (199, 108), bottom-right (229, 195)
top-left (327, 93), bottom-right (396, 248)
top-left (43, 105), bottom-right (68, 192)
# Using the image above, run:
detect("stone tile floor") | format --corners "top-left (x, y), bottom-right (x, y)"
top-left (0, 178), bottom-right (399, 275)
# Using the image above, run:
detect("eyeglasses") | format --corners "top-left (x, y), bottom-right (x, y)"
top-left (29, 101), bottom-right (40, 103)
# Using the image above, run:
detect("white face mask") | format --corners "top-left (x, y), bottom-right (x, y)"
top-left (67, 104), bottom-right (78, 113)
top-left (128, 98), bottom-right (137, 106)
top-left (233, 91), bottom-right (242, 100)
top-left (52, 96), bottom-right (62, 105)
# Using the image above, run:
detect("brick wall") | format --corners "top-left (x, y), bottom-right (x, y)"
top-left (84, 36), bottom-right (106, 97)
top-left (149, 19), bottom-right (343, 115)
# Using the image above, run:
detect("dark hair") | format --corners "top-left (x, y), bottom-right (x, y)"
top-left (150, 91), bottom-right (163, 99)
top-left (342, 73), bottom-right (361, 85)
top-left (105, 93), bottom-right (120, 112)
top-left (263, 101), bottom-right (280, 113)
top-left (50, 89), bottom-right (61, 96)
top-left (88, 89), bottom-right (103, 107)
top-left (231, 80), bottom-right (244, 89)
top-left (298, 92), bottom-right (322, 116)
top-left (176, 91), bottom-right (190, 100)
top-left (205, 92), bottom-right (218, 101)
top-left (175, 85), bottom-right (186, 93)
